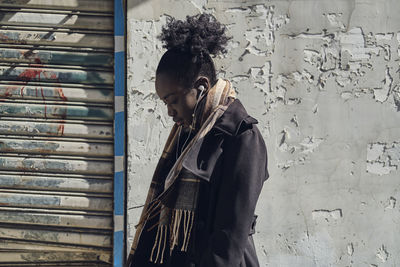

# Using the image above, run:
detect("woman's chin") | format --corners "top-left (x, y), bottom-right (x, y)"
top-left (181, 121), bottom-right (192, 129)
top-left (175, 118), bottom-right (192, 129)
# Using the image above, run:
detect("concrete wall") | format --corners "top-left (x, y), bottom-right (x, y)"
top-left (126, 0), bottom-right (400, 266)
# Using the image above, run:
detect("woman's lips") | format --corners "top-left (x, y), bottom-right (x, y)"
top-left (173, 118), bottom-right (184, 125)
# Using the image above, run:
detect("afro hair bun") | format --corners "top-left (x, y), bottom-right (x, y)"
top-left (158, 13), bottom-right (230, 60)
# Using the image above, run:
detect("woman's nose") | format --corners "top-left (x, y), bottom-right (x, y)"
top-left (167, 105), bottom-right (176, 117)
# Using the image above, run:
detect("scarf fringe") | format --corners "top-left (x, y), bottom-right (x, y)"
top-left (136, 184), bottom-right (174, 229)
top-left (150, 224), bottom-right (168, 264)
top-left (149, 209), bottom-right (195, 264)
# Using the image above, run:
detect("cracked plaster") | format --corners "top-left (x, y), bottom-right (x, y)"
top-left (127, 0), bottom-right (400, 265)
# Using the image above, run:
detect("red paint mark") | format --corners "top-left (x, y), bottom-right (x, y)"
top-left (56, 88), bottom-right (67, 101)
top-left (57, 124), bottom-right (65, 136)
top-left (16, 57), bottom-right (56, 84)
top-left (10, 53), bottom-right (65, 123)
top-left (40, 87), bottom-right (45, 100)
top-left (1, 87), bottom-right (13, 98)
top-left (19, 68), bottom-right (44, 82)
top-left (30, 57), bottom-right (43, 68)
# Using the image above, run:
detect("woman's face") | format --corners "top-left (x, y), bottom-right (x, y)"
top-left (156, 73), bottom-right (197, 128)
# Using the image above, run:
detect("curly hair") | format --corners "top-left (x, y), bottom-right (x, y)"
top-left (156, 13), bottom-right (230, 89)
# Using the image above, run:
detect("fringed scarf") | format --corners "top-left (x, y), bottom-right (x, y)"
top-left (128, 79), bottom-right (236, 265)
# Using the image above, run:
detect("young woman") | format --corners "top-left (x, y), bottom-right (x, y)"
top-left (127, 14), bottom-right (269, 267)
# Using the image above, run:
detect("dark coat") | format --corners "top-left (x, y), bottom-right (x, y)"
top-left (130, 99), bottom-right (269, 267)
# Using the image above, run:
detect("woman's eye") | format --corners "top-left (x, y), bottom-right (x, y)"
top-left (162, 97), bottom-right (178, 106)
top-left (166, 97), bottom-right (178, 105)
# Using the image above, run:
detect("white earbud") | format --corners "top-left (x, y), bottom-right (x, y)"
top-left (198, 85), bottom-right (205, 100)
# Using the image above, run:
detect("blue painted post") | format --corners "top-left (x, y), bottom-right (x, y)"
top-left (114, 0), bottom-right (125, 266)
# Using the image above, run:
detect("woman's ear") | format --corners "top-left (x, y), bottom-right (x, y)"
top-left (193, 76), bottom-right (211, 96)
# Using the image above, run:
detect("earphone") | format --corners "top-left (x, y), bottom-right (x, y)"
top-left (176, 84), bottom-right (207, 160)
top-left (196, 85), bottom-right (205, 105)
top-left (193, 85), bottom-right (206, 120)
top-left (198, 85), bottom-right (205, 93)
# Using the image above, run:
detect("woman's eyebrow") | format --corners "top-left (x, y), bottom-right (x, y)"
top-left (162, 92), bottom-right (177, 100)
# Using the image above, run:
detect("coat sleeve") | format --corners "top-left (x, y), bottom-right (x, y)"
top-left (199, 126), bottom-right (269, 267)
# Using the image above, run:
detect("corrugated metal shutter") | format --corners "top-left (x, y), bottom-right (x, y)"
top-left (0, 0), bottom-right (114, 265)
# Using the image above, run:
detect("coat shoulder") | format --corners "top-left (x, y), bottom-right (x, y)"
top-left (213, 99), bottom-right (258, 136)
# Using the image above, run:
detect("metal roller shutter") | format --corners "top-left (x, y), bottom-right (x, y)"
top-left (0, 0), bottom-right (115, 265)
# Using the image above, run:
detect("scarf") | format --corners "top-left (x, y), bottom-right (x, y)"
top-left (128, 79), bottom-right (236, 264)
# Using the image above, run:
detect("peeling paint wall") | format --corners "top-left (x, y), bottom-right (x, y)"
top-left (127, 0), bottom-right (400, 266)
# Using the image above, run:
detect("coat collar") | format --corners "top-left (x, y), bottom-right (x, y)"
top-left (212, 99), bottom-right (258, 136)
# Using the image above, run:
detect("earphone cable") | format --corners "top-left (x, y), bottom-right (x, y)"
top-left (176, 87), bottom-right (205, 160)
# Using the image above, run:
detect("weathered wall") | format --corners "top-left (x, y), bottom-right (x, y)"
top-left (127, 0), bottom-right (400, 266)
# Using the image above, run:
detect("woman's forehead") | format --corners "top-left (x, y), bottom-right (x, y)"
top-left (155, 73), bottom-right (184, 99)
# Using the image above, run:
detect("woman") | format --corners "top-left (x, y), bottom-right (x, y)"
top-left (127, 14), bottom-right (269, 267)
